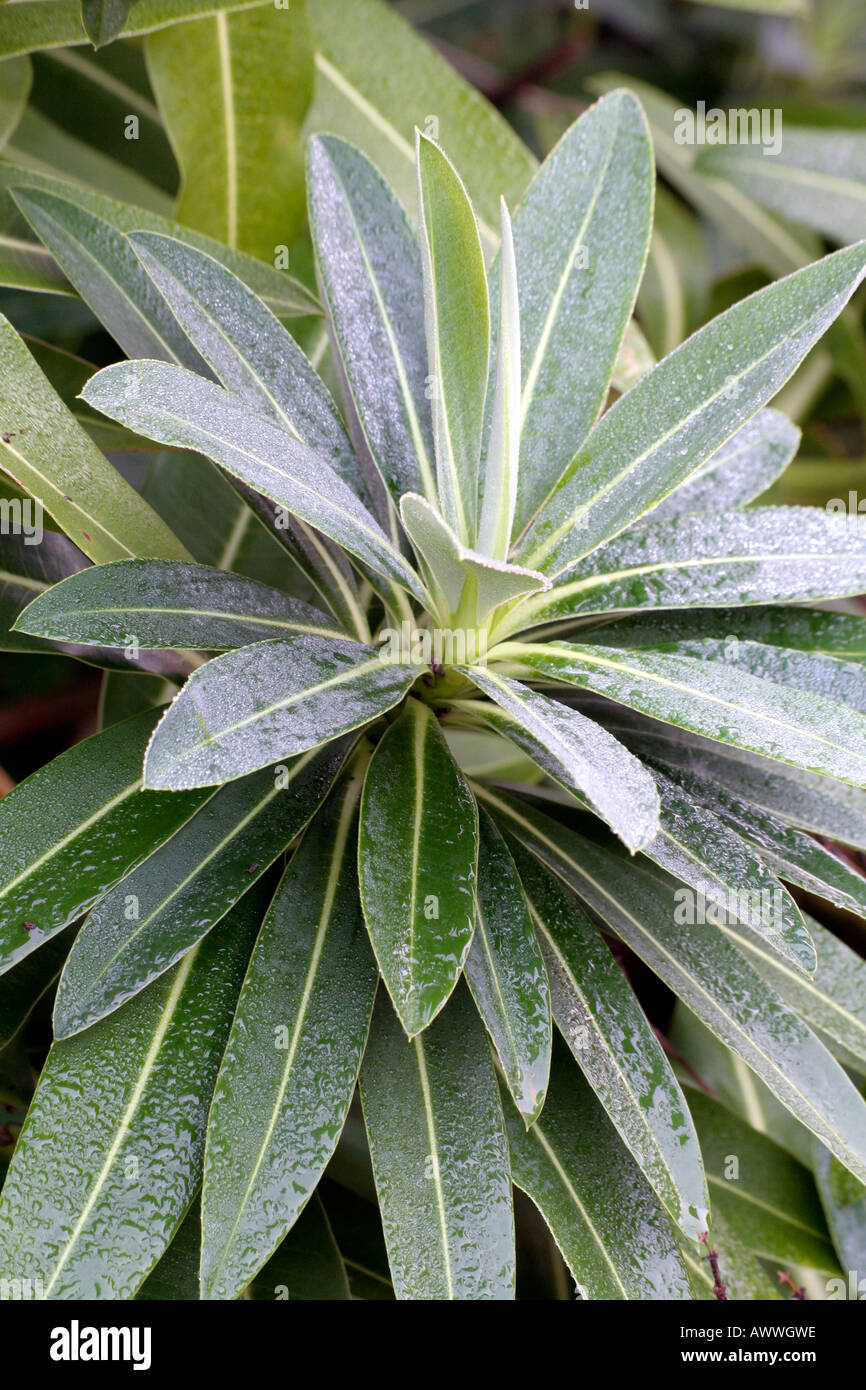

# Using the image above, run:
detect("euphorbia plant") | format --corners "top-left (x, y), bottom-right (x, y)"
top-left (4, 88), bottom-right (866, 1300)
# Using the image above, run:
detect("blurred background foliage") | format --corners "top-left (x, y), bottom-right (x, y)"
top-left (2, 0), bottom-right (866, 1297)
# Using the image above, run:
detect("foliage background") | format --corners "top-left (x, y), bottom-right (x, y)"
top-left (2, 0), bottom-right (866, 1299)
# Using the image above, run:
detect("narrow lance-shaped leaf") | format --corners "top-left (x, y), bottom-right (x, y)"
top-left (306, 0), bottom-right (535, 243)
top-left (695, 129), bottom-right (866, 249)
top-left (502, 1036), bottom-right (692, 1300)
top-left (128, 231), bottom-right (365, 497)
top-left (0, 892), bottom-right (260, 1299)
top-left (493, 640), bottom-right (866, 790)
top-left (358, 698), bottom-right (478, 1036)
top-left (0, 318), bottom-right (191, 564)
top-left (417, 131), bottom-right (489, 544)
top-left (453, 665), bottom-right (660, 853)
top-left (306, 134), bottom-right (436, 510)
top-left (360, 983), bottom-right (515, 1301)
top-left (512, 509), bottom-right (866, 633)
top-left (0, 710), bottom-right (207, 976)
top-left (511, 842), bottom-right (708, 1238)
top-left (477, 199), bottom-right (520, 561)
top-left (143, 634), bottom-right (419, 791)
top-left (517, 240), bottom-right (866, 578)
top-left (495, 90), bottom-right (654, 538)
top-left (464, 811), bottom-right (551, 1124)
top-left (200, 769), bottom-right (378, 1300)
top-left (146, 4), bottom-right (314, 259)
top-left (498, 804), bottom-right (866, 1187)
top-left (11, 186), bottom-right (208, 368)
top-left (0, 166), bottom-right (318, 316)
top-left (687, 1090), bottom-right (840, 1276)
top-left (245, 1193), bottom-right (350, 1301)
top-left (14, 558), bottom-right (349, 651)
top-left (633, 409), bottom-right (800, 523)
top-left (53, 739), bottom-right (352, 1037)
top-left (80, 361), bottom-right (426, 602)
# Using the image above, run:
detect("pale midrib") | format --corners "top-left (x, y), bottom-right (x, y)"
top-left (1, 438), bottom-right (135, 559)
top-left (529, 840), bottom-right (866, 1171)
top-left (525, 295), bottom-right (850, 575)
top-left (41, 946), bottom-right (200, 1297)
top-left (216, 13), bottom-right (238, 250)
top-left (520, 111), bottom-right (620, 430)
top-left (33, 601), bottom-right (342, 639)
top-left (313, 53), bottom-right (498, 253)
top-left (119, 399), bottom-right (409, 583)
top-left (405, 714), bottom-right (428, 1014)
top-left (528, 1121), bottom-right (628, 1296)
top-left (328, 163), bottom-right (436, 503)
top-left (206, 781), bottom-right (359, 1288)
top-left (157, 654), bottom-right (394, 768)
top-left (0, 778), bottom-right (141, 901)
top-left (722, 923), bottom-right (866, 1049)
top-left (706, 1172), bottom-right (830, 1243)
top-left (518, 645), bottom-right (866, 770)
top-left (414, 1031), bottom-right (454, 1299)
top-left (531, 901), bottom-right (682, 1217)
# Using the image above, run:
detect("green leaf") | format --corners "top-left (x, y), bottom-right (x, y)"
top-left (517, 242), bottom-right (866, 578)
top-left (725, 912), bottom-right (866, 1076)
top-left (644, 765), bottom-right (815, 975)
top-left (0, 893), bottom-right (259, 1299)
top-left (624, 718), bottom-right (866, 850)
top-left (507, 818), bottom-right (866, 1186)
top-left (15, 558), bottom-right (348, 650)
top-left (814, 1130), bottom-right (866, 1278)
top-left (399, 492), bottom-right (546, 628)
top-left (200, 770), bottom-right (378, 1300)
top-left (0, 317), bottom-right (191, 564)
top-left (417, 131), bottom-right (488, 544)
top-left (495, 641), bottom-right (866, 790)
top-left (146, 5), bottom-right (313, 258)
top-left (637, 185), bottom-right (709, 361)
top-left (0, 166), bottom-right (318, 316)
top-left (136, 1200), bottom-right (201, 1301)
top-left (512, 843), bottom-right (708, 1238)
top-left (503, 1036), bottom-right (691, 1300)
top-left (245, 1193), bottom-right (350, 1300)
top-left (128, 231), bottom-right (362, 493)
top-left (306, 134), bottom-right (436, 511)
top-left (452, 667), bottom-right (660, 853)
top-left (688, 1090), bottom-right (840, 1275)
top-left (581, 604), bottom-right (866, 661)
top-left (695, 129), bottom-right (866, 248)
top-left (463, 812), bottom-right (550, 1123)
top-left (641, 409), bottom-right (800, 521)
top-left (0, 0), bottom-right (273, 56)
top-left (513, 508), bottom-right (866, 633)
top-left (53, 740), bottom-right (351, 1037)
top-left (80, 361), bottom-right (425, 601)
top-left (0, 710), bottom-right (206, 976)
top-left (0, 528), bottom-right (86, 654)
top-left (0, 922), bottom-right (73, 1050)
top-left (0, 56), bottom-right (30, 151)
top-left (358, 699), bottom-right (477, 1036)
top-left (477, 199), bottom-right (520, 562)
top-left (143, 634), bottom-right (418, 791)
top-left (81, 0), bottom-right (138, 48)
top-left (360, 983), bottom-right (514, 1300)
top-left (12, 186), bottom-right (207, 367)
top-left (306, 0), bottom-right (535, 246)
top-left (502, 90), bottom-right (654, 539)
